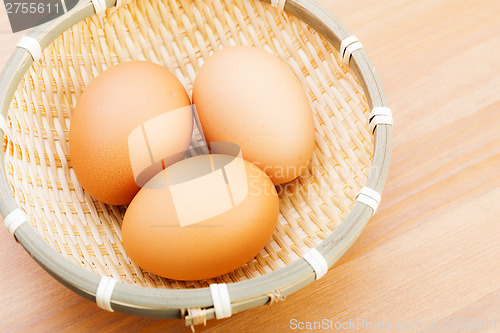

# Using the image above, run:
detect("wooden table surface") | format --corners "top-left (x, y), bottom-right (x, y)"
top-left (1, 0), bottom-right (499, 332)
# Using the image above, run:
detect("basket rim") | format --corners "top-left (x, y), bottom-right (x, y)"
top-left (0, 0), bottom-right (392, 323)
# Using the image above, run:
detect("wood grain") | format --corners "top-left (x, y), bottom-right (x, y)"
top-left (1, 0), bottom-right (499, 332)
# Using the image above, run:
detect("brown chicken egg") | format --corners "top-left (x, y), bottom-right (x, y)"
top-left (192, 46), bottom-right (315, 184)
top-left (122, 153), bottom-right (279, 281)
top-left (69, 61), bottom-right (192, 205)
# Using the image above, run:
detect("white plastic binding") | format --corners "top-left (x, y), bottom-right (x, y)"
top-left (369, 107), bottom-right (393, 133)
top-left (356, 186), bottom-right (381, 215)
top-left (91, 0), bottom-right (107, 15)
top-left (271, 0), bottom-right (286, 11)
top-left (3, 208), bottom-right (28, 236)
top-left (96, 276), bottom-right (117, 312)
top-left (339, 35), bottom-right (363, 64)
top-left (16, 37), bottom-right (42, 62)
top-left (209, 283), bottom-right (232, 319)
top-left (303, 248), bottom-right (328, 280)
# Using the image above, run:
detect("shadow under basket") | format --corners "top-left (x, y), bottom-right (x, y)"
top-left (0, 0), bottom-right (392, 327)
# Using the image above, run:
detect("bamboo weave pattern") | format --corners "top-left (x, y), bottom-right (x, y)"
top-left (2, 0), bottom-right (373, 289)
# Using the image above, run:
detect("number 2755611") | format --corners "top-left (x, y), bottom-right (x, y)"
top-left (5, 2), bottom-right (62, 15)
top-left (441, 318), bottom-right (497, 330)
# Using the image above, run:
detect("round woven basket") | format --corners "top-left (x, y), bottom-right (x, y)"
top-left (0, 0), bottom-right (392, 327)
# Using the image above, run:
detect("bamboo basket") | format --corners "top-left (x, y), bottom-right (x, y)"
top-left (0, 0), bottom-right (392, 327)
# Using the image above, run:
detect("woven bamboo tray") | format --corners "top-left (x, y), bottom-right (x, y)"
top-left (0, 0), bottom-right (392, 327)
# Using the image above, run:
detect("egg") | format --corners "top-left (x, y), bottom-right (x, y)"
top-left (69, 61), bottom-right (192, 205)
top-left (192, 46), bottom-right (315, 184)
top-left (122, 153), bottom-right (279, 280)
